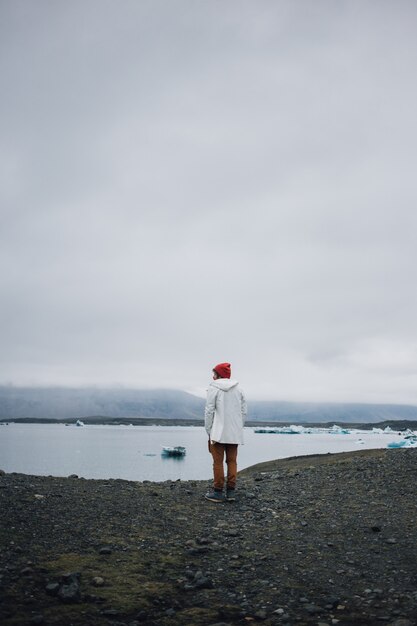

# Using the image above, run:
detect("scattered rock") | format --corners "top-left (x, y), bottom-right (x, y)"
top-left (182, 569), bottom-right (213, 590)
top-left (304, 603), bottom-right (321, 615)
top-left (45, 582), bottom-right (60, 596)
top-left (57, 572), bottom-right (81, 603)
top-left (165, 608), bottom-right (176, 616)
top-left (196, 536), bottom-right (212, 545)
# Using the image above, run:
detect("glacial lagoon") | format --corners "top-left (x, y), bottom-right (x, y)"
top-left (0, 423), bottom-right (411, 482)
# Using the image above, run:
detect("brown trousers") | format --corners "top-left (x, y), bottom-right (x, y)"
top-left (209, 441), bottom-right (238, 491)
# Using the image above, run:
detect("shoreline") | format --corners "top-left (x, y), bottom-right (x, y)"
top-left (2, 416), bottom-right (417, 430)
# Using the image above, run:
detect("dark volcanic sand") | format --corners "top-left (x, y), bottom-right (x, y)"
top-left (0, 448), bottom-right (416, 626)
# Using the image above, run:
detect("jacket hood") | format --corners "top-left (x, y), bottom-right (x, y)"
top-left (210, 379), bottom-right (239, 392)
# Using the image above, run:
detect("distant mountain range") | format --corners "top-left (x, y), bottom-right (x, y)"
top-left (1, 386), bottom-right (417, 423)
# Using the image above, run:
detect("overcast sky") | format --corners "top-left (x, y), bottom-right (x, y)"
top-left (1, 1), bottom-right (417, 404)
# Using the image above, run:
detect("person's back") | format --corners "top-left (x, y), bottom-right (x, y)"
top-left (207, 378), bottom-right (245, 444)
top-left (204, 362), bottom-right (247, 503)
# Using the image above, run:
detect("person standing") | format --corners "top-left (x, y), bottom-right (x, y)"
top-left (204, 362), bottom-right (247, 502)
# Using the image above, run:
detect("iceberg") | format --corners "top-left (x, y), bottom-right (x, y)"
top-left (254, 425), bottom-right (302, 434)
top-left (387, 437), bottom-right (417, 449)
top-left (329, 425), bottom-right (350, 434)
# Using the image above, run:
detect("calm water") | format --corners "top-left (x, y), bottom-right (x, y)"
top-left (0, 423), bottom-right (402, 482)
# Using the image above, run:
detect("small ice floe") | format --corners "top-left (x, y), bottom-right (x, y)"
top-left (76, 420), bottom-right (84, 427)
top-left (254, 425), bottom-right (302, 434)
top-left (161, 446), bottom-right (186, 457)
top-left (387, 436), bottom-right (417, 449)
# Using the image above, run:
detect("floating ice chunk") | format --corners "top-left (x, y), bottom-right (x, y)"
top-left (387, 438), bottom-right (417, 449)
top-left (329, 425), bottom-right (351, 434)
top-left (254, 426), bottom-right (301, 434)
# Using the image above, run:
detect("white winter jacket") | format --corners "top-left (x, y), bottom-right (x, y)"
top-left (204, 379), bottom-right (247, 444)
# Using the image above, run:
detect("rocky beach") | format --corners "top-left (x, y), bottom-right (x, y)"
top-left (0, 448), bottom-right (416, 626)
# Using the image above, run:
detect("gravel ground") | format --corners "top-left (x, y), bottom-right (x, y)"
top-left (0, 448), bottom-right (416, 626)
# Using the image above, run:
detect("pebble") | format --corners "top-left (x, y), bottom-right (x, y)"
top-left (196, 536), bottom-right (212, 545)
top-left (165, 608), bottom-right (176, 616)
top-left (99, 547), bottom-right (112, 555)
top-left (254, 609), bottom-right (267, 620)
top-left (304, 603), bottom-right (321, 615)
top-left (45, 582), bottom-right (60, 596)
top-left (92, 576), bottom-right (105, 586)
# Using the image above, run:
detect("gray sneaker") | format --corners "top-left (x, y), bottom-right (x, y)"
top-left (204, 490), bottom-right (224, 503)
top-left (226, 489), bottom-right (236, 502)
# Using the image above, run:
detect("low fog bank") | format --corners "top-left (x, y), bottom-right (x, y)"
top-left (1, 386), bottom-right (417, 424)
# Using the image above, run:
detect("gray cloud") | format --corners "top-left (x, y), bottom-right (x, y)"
top-left (1, 1), bottom-right (417, 403)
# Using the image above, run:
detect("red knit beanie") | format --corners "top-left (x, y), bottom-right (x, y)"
top-left (213, 362), bottom-right (231, 379)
